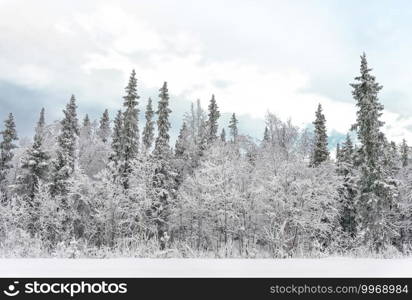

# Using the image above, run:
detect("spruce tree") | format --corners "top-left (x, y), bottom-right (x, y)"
top-left (340, 134), bottom-right (354, 163)
top-left (336, 143), bottom-right (341, 162)
top-left (152, 81), bottom-right (174, 249)
top-left (83, 114), bottom-right (91, 128)
top-left (0, 113), bottom-right (18, 195)
top-left (220, 128), bottom-right (226, 143)
top-left (310, 104), bottom-right (329, 167)
top-left (19, 108), bottom-right (50, 200)
top-left (197, 117), bottom-right (208, 157)
top-left (123, 70), bottom-right (140, 156)
top-left (174, 122), bottom-right (191, 191)
top-left (350, 53), bottom-right (396, 250)
top-left (401, 139), bottom-right (408, 167)
top-left (154, 82), bottom-right (172, 157)
top-left (337, 133), bottom-right (357, 236)
top-left (122, 70), bottom-right (140, 187)
top-left (142, 97), bottom-right (155, 152)
top-left (81, 114), bottom-right (92, 138)
top-left (195, 99), bottom-right (207, 146)
top-left (98, 109), bottom-right (111, 143)
top-left (37, 108), bottom-right (45, 136)
top-left (384, 140), bottom-right (400, 175)
top-left (175, 122), bottom-right (189, 158)
top-left (50, 95), bottom-right (79, 197)
top-left (110, 110), bottom-right (123, 165)
top-left (48, 95), bottom-right (80, 241)
top-left (206, 94), bottom-right (220, 144)
top-left (263, 126), bottom-right (270, 144)
top-left (228, 113), bottom-right (238, 142)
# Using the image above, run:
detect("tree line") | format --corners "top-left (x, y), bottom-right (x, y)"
top-left (0, 53), bottom-right (410, 258)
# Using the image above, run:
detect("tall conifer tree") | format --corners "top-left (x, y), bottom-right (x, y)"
top-left (142, 98), bottom-right (155, 152)
top-left (263, 126), bottom-right (270, 144)
top-left (228, 113), bottom-right (238, 142)
top-left (122, 70), bottom-right (140, 187)
top-left (337, 133), bottom-right (357, 236)
top-left (81, 114), bottom-right (92, 139)
top-left (400, 139), bottom-right (408, 167)
top-left (110, 110), bottom-right (124, 167)
top-left (175, 122), bottom-right (189, 158)
top-left (50, 95), bottom-right (79, 197)
top-left (206, 94), bottom-right (220, 144)
top-left (310, 104), bottom-right (329, 166)
top-left (0, 113), bottom-right (18, 196)
top-left (220, 128), bottom-right (226, 143)
top-left (351, 53), bottom-right (396, 250)
top-left (152, 82), bottom-right (173, 249)
top-left (19, 108), bottom-right (50, 200)
top-left (98, 109), bottom-right (111, 143)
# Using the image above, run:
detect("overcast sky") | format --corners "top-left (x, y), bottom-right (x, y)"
top-left (1, 0), bottom-right (412, 144)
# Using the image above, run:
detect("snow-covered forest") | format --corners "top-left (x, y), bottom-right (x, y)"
top-left (0, 54), bottom-right (411, 258)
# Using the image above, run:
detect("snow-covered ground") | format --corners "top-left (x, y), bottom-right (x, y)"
top-left (0, 258), bottom-right (411, 277)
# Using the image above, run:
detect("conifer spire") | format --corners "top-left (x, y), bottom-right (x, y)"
top-left (207, 94), bottom-right (220, 144)
top-left (19, 109), bottom-right (50, 200)
top-left (98, 109), bottom-right (111, 143)
top-left (154, 82), bottom-right (172, 157)
top-left (401, 139), bottom-right (408, 167)
top-left (350, 53), bottom-right (395, 250)
top-left (142, 97), bottom-right (155, 152)
top-left (50, 95), bottom-right (79, 196)
top-left (310, 103), bottom-right (329, 166)
top-left (0, 113), bottom-right (18, 186)
top-left (220, 128), bottom-right (226, 143)
top-left (122, 69), bottom-right (140, 159)
top-left (228, 113), bottom-right (238, 142)
top-left (110, 110), bottom-right (123, 165)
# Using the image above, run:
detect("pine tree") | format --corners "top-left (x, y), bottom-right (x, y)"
top-left (174, 122), bottom-right (190, 187)
top-left (228, 113), bottom-right (238, 142)
top-left (337, 133), bottom-right (357, 237)
top-left (220, 128), bottom-right (226, 143)
top-left (206, 94), bottom-right (220, 144)
top-left (401, 139), bottom-right (408, 167)
top-left (198, 118), bottom-right (208, 156)
top-left (384, 140), bottom-right (400, 175)
top-left (154, 82), bottom-right (172, 157)
top-left (123, 70), bottom-right (140, 156)
top-left (336, 143), bottom-right (341, 162)
top-left (19, 109), bottom-right (50, 201)
top-left (121, 70), bottom-right (140, 188)
top-left (310, 104), bottom-right (329, 167)
top-left (142, 97), bottom-right (155, 152)
top-left (98, 109), bottom-right (111, 143)
top-left (263, 126), bottom-right (270, 144)
top-left (181, 100), bottom-right (208, 167)
top-left (0, 113), bottom-right (18, 196)
top-left (81, 114), bottom-right (92, 138)
top-left (48, 95), bottom-right (80, 241)
top-left (50, 95), bottom-right (79, 197)
top-left (350, 53), bottom-right (396, 250)
top-left (195, 99), bottom-right (207, 146)
top-left (110, 110), bottom-right (123, 165)
top-left (175, 122), bottom-right (189, 158)
top-left (340, 134), bottom-right (354, 163)
top-left (152, 81), bottom-right (174, 249)
top-left (37, 108), bottom-right (45, 137)
top-left (83, 114), bottom-right (90, 128)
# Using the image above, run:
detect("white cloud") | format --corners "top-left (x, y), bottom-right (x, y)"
top-left (1, 0), bottom-right (412, 143)
top-left (79, 5), bottom-right (357, 135)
